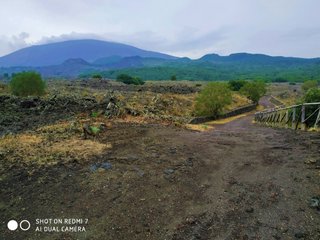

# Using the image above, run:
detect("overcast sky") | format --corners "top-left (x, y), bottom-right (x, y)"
top-left (0, 0), bottom-right (319, 58)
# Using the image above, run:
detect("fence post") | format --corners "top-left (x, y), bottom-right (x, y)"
top-left (285, 110), bottom-right (289, 128)
top-left (292, 107), bottom-right (296, 129)
top-left (301, 105), bottom-right (306, 131)
top-left (315, 108), bottom-right (320, 129)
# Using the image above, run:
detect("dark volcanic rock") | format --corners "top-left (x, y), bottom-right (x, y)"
top-left (20, 99), bottom-right (38, 108)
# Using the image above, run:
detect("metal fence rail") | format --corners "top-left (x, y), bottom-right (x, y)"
top-left (255, 102), bottom-right (320, 130)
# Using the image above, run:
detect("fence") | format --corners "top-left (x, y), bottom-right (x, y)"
top-left (189, 103), bottom-right (257, 124)
top-left (255, 102), bottom-right (320, 130)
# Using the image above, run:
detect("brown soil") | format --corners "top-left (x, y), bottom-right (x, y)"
top-left (1, 113), bottom-right (320, 239)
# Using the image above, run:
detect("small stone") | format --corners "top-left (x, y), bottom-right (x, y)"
top-left (245, 207), bottom-right (254, 213)
top-left (294, 232), bottom-right (307, 238)
top-left (90, 162), bottom-right (112, 172)
top-left (100, 162), bottom-right (112, 170)
top-left (304, 159), bottom-right (316, 164)
top-left (133, 167), bottom-right (145, 177)
top-left (164, 169), bottom-right (175, 174)
top-left (273, 234), bottom-right (281, 240)
top-left (185, 158), bottom-right (193, 167)
top-left (20, 99), bottom-right (37, 108)
top-left (309, 196), bottom-right (320, 209)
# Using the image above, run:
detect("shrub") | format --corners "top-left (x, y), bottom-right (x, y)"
top-left (9, 72), bottom-right (46, 96)
top-left (0, 82), bottom-right (7, 92)
top-left (304, 88), bottom-right (320, 103)
top-left (303, 88), bottom-right (320, 126)
top-left (302, 80), bottom-right (318, 92)
top-left (92, 74), bottom-right (102, 79)
top-left (228, 80), bottom-right (247, 91)
top-left (171, 75), bottom-right (177, 81)
top-left (194, 82), bottom-right (232, 117)
top-left (272, 77), bottom-right (288, 83)
top-left (116, 74), bottom-right (145, 85)
top-left (240, 80), bottom-right (266, 103)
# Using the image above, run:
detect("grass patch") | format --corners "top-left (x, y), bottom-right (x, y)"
top-left (206, 114), bottom-right (248, 125)
top-left (185, 124), bottom-right (214, 132)
top-left (0, 120), bottom-right (112, 166)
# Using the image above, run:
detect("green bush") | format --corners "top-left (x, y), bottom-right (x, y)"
top-left (304, 88), bottom-right (320, 103)
top-left (171, 75), bottom-right (177, 81)
top-left (272, 77), bottom-right (288, 83)
top-left (228, 80), bottom-right (247, 91)
top-left (9, 72), bottom-right (46, 96)
top-left (116, 74), bottom-right (145, 85)
top-left (0, 82), bottom-right (7, 92)
top-left (302, 80), bottom-right (318, 92)
top-left (92, 74), bottom-right (102, 79)
top-left (194, 82), bottom-right (232, 117)
top-left (303, 88), bottom-right (320, 126)
top-left (240, 80), bottom-right (266, 103)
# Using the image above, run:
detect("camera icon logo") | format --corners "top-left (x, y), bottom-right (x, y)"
top-left (7, 220), bottom-right (31, 231)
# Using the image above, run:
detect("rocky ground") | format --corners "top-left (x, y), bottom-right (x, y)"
top-left (0, 82), bottom-right (319, 240)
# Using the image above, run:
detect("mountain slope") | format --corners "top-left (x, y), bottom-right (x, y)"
top-left (199, 53), bottom-right (320, 64)
top-left (0, 41), bottom-right (320, 81)
top-left (0, 39), bottom-right (176, 67)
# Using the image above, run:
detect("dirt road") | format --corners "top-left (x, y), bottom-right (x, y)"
top-left (1, 113), bottom-right (320, 240)
top-left (174, 115), bottom-right (320, 239)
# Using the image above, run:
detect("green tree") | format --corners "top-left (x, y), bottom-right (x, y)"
top-left (240, 80), bottom-right (266, 103)
top-left (9, 71), bottom-right (46, 96)
top-left (302, 80), bottom-right (318, 92)
top-left (194, 82), bottom-right (232, 117)
top-left (116, 74), bottom-right (145, 85)
top-left (228, 80), bottom-right (247, 91)
top-left (304, 88), bottom-right (320, 103)
top-left (171, 75), bottom-right (177, 81)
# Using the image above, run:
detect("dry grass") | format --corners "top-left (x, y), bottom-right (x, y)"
top-left (185, 124), bottom-right (214, 132)
top-left (267, 83), bottom-right (302, 106)
top-left (0, 134), bottom-right (43, 155)
top-left (50, 138), bottom-right (111, 158)
top-left (225, 93), bottom-right (252, 111)
top-left (185, 113), bottom-right (249, 132)
top-left (0, 82), bottom-right (9, 94)
top-left (0, 120), bottom-right (112, 166)
top-left (207, 113), bottom-right (248, 125)
top-left (46, 81), bottom-right (250, 120)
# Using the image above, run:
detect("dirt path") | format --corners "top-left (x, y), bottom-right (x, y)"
top-left (174, 114), bottom-right (320, 239)
top-left (1, 114), bottom-right (320, 240)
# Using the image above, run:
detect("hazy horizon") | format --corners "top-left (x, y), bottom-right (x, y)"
top-left (0, 0), bottom-right (319, 58)
top-left (2, 38), bottom-right (320, 60)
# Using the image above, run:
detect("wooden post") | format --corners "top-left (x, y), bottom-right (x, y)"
top-left (315, 108), bottom-right (320, 129)
top-left (285, 110), bottom-right (289, 128)
top-left (301, 105), bottom-right (306, 131)
top-left (274, 112), bottom-right (281, 127)
top-left (292, 107), bottom-right (296, 129)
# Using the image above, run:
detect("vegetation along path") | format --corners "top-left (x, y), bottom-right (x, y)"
top-left (1, 110), bottom-right (319, 240)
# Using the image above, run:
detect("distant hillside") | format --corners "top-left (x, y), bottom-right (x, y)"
top-left (79, 53), bottom-right (320, 82)
top-left (199, 53), bottom-right (320, 64)
top-left (0, 39), bottom-right (176, 67)
top-left (0, 39), bottom-right (319, 81)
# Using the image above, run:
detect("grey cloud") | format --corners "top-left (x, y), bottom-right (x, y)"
top-left (0, 32), bottom-right (30, 56)
top-left (37, 32), bottom-right (103, 45)
top-left (0, 0), bottom-right (320, 58)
